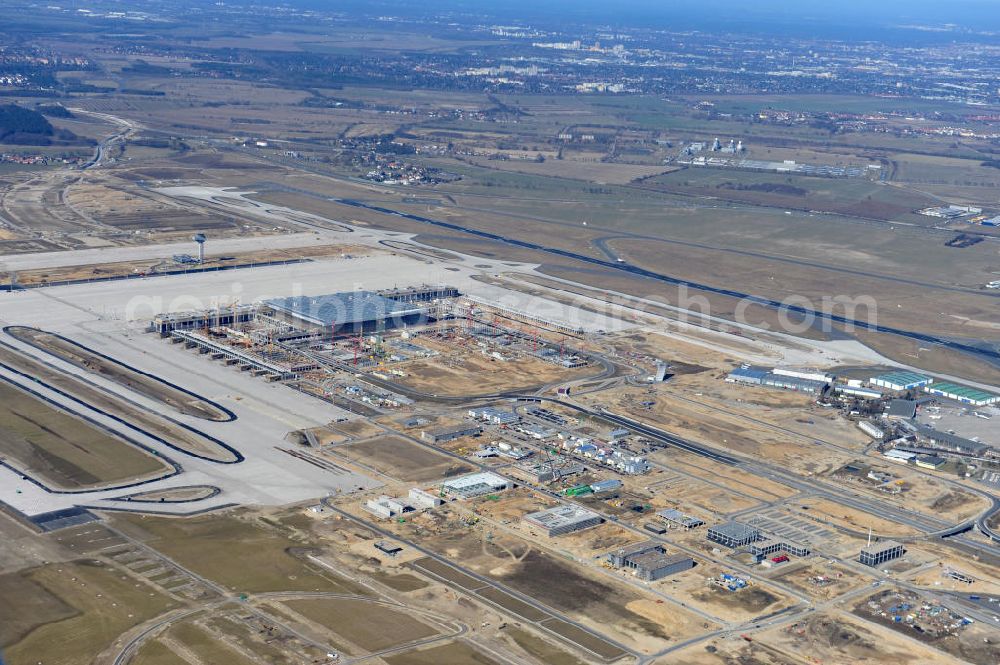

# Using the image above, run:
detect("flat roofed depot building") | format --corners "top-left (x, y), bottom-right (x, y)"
top-left (374, 541), bottom-right (403, 557)
top-left (883, 449), bottom-right (916, 463)
top-left (859, 540), bottom-right (904, 567)
top-left (607, 542), bottom-right (695, 581)
top-left (772, 367), bottom-right (834, 383)
top-left (835, 385), bottom-right (883, 399)
top-left (408, 487), bottom-right (444, 508)
top-left (264, 291), bottom-right (426, 333)
top-left (707, 521), bottom-right (761, 548)
top-left (589, 479), bottom-right (623, 494)
top-left (422, 424), bottom-right (482, 444)
top-left (440, 472), bottom-right (509, 499)
top-left (884, 399), bottom-right (917, 420)
top-left (656, 508), bottom-right (705, 530)
top-left (523, 505), bottom-right (603, 537)
top-left (915, 455), bottom-right (946, 470)
top-left (468, 406), bottom-right (519, 425)
top-left (365, 495), bottom-right (413, 519)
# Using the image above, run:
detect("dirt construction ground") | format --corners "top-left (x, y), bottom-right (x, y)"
top-left (394, 504), bottom-right (712, 654)
top-left (660, 611), bottom-right (975, 665)
top-left (335, 434), bottom-right (473, 483)
top-left (396, 346), bottom-right (595, 397)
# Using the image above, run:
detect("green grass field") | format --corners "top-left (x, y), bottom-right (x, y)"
top-left (283, 597), bottom-right (439, 652)
top-left (3, 561), bottom-right (179, 665)
top-left (115, 512), bottom-right (369, 594)
top-left (0, 380), bottom-right (172, 488)
top-left (384, 641), bottom-right (503, 665)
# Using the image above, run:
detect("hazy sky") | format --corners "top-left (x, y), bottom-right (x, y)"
top-left (298, 0), bottom-right (1000, 33)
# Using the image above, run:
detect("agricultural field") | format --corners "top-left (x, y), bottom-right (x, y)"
top-left (640, 168), bottom-right (934, 221)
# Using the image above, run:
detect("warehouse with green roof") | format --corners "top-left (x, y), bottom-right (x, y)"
top-left (923, 382), bottom-right (999, 406)
top-left (869, 371), bottom-right (932, 391)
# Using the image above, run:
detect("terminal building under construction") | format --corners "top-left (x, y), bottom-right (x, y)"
top-left (150, 285), bottom-right (458, 337)
top-left (265, 291), bottom-right (427, 333)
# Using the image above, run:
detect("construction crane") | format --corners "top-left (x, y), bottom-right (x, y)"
top-left (542, 445), bottom-right (561, 483)
top-left (231, 296), bottom-right (241, 331)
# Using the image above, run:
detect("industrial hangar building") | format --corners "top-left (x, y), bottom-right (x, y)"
top-left (607, 542), bottom-right (695, 581)
top-left (264, 291), bottom-right (427, 333)
top-left (726, 366), bottom-right (827, 394)
top-left (524, 505), bottom-right (603, 537)
top-left (422, 423), bottom-right (483, 444)
top-left (912, 429), bottom-right (991, 456)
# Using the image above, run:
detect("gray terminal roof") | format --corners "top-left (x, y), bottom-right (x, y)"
top-left (265, 291), bottom-right (424, 327)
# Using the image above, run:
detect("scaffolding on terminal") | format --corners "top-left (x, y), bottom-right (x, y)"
top-left (170, 330), bottom-right (299, 380)
top-left (379, 284), bottom-right (460, 303)
top-left (150, 305), bottom-right (257, 336)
